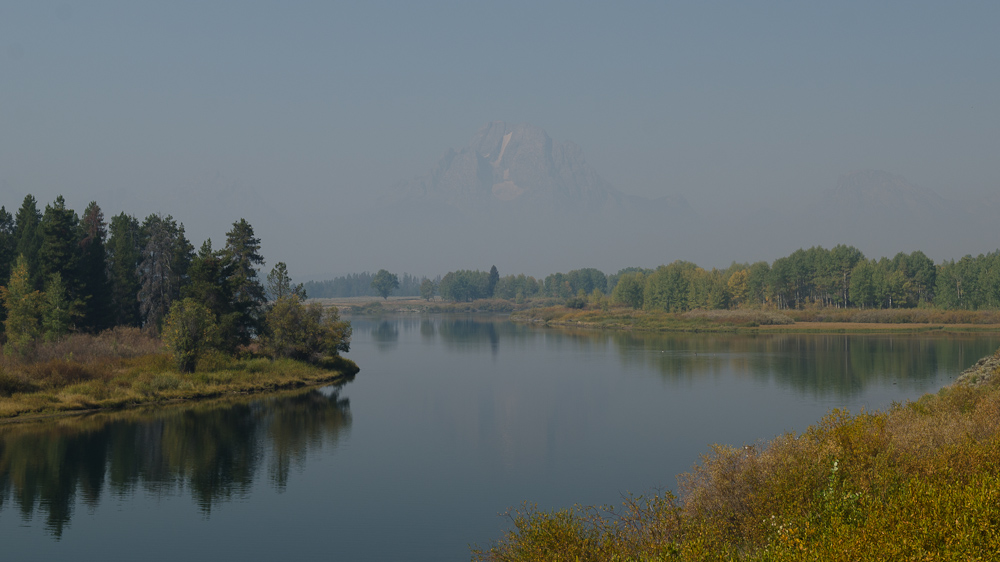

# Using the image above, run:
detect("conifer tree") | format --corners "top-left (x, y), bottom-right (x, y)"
top-left (42, 272), bottom-right (72, 341)
top-left (0, 207), bottom-right (14, 335)
top-left (266, 261), bottom-right (305, 301)
top-left (0, 206), bottom-right (14, 287)
top-left (78, 201), bottom-right (112, 331)
top-left (183, 239), bottom-right (237, 333)
top-left (138, 214), bottom-right (191, 331)
top-left (488, 265), bottom-right (499, 298)
top-left (13, 195), bottom-right (43, 290)
top-left (107, 212), bottom-right (143, 327)
top-left (38, 196), bottom-right (83, 326)
top-left (38, 196), bottom-right (79, 279)
top-left (223, 219), bottom-right (266, 346)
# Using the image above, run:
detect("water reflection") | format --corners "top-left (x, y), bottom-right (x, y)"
top-left (352, 315), bottom-right (533, 357)
top-left (370, 320), bottom-right (400, 351)
top-left (607, 331), bottom-right (992, 396)
top-left (352, 315), bottom-right (1000, 398)
top-left (0, 385), bottom-right (351, 538)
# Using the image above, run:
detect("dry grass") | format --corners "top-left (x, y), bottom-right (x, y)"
top-left (788, 308), bottom-right (1000, 325)
top-left (681, 309), bottom-right (794, 326)
top-left (757, 321), bottom-right (1000, 334)
top-left (0, 328), bottom-right (358, 421)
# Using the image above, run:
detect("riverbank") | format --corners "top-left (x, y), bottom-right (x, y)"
top-left (0, 328), bottom-right (358, 422)
top-left (510, 306), bottom-right (1000, 334)
top-left (473, 344), bottom-right (1000, 561)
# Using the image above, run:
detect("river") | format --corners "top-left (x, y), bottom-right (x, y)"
top-left (1, 315), bottom-right (997, 561)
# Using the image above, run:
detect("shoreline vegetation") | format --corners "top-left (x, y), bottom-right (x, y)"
top-left (510, 306), bottom-right (1000, 334)
top-left (0, 327), bottom-right (359, 422)
top-left (319, 295), bottom-right (1000, 334)
top-left (0, 194), bottom-right (357, 423)
top-left (472, 348), bottom-right (1000, 561)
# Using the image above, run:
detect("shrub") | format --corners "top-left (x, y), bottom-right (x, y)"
top-left (162, 298), bottom-right (219, 372)
top-left (682, 309), bottom-right (794, 325)
top-left (262, 297), bottom-right (351, 362)
top-left (0, 368), bottom-right (33, 396)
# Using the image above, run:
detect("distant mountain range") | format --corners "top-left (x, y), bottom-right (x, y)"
top-left (388, 121), bottom-right (689, 216)
top-left (321, 122), bottom-right (999, 276)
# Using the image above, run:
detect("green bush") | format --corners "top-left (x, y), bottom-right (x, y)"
top-left (162, 298), bottom-right (219, 373)
top-left (261, 297), bottom-right (351, 362)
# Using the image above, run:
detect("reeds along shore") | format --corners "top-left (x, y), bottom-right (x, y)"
top-left (0, 327), bottom-right (358, 420)
top-left (509, 305), bottom-right (1000, 333)
top-left (472, 349), bottom-right (1000, 561)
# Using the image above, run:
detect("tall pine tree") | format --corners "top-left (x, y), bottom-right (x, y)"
top-left (0, 206), bottom-right (15, 337)
top-left (137, 214), bottom-right (192, 331)
top-left (183, 239), bottom-right (235, 326)
top-left (13, 195), bottom-right (43, 290)
top-left (139, 215), bottom-right (180, 332)
top-left (0, 206), bottom-right (14, 287)
top-left (78, 201), bottom-right (112, 331)
top-left (223, 219), bottom-right (266, 347)
top-left (38, 196), bottom-right (83, 326)
top-left (107, 212), bottom-right (143, 327)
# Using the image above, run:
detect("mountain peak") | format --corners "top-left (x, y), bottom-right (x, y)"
top-left (391, 122), bottom-right (636, 213)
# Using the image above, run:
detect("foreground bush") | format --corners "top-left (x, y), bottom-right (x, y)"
top-left (473, 350), bottom-right (1000, 561)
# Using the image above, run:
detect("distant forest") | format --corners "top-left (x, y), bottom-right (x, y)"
top-left (303, 272), bottom-right (428, 298)
top-left (334, 244), bottom-right (1000, 311)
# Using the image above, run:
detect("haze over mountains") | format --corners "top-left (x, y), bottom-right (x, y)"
top-left (321, 122), bottom-right (997, 279)
top-left (389, 121), bottom-right (689, 216)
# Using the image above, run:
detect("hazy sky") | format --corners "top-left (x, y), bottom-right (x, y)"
top-left (2, 2), bottom-right (998, 277)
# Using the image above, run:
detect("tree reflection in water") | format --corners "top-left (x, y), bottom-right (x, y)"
top-left (608, 332), bottom-right (1000, 397)
top-left (370, 320), bottom-right (400, 351)
top-left (0, 385), bottom-right (352, 538)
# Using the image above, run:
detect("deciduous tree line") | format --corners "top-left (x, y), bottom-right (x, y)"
top-left (429, 245), bottom-right (1000, 312)
top-left (610, 246), bottom-right (996, 311)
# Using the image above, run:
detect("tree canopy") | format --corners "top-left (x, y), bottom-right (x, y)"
top-left (370, 269), bottom-right (399, 300)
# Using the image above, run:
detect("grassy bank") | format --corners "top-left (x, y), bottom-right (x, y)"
top-left (511, 306), bottom-right (1000, 334)
top-left (0, 327), bottom-right (358, 421)
top-left (472, 350), bottom-right (1000, 561)
top-left (309, 296), bottom-right (565, 315)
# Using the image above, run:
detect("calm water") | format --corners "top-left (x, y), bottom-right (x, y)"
top-left (2, 316), bottom-right (998, 561)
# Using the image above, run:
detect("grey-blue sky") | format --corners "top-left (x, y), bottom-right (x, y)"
top-left (2, 1), bottom-right (998, 276)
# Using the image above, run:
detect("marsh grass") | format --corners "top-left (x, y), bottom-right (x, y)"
top-left (514, 305), bottom-right (1000, 335)
top-left (0, 328), bottom-right (358, 420)
top-left (681, 309), bottom-right (794, 326)
top-left (511, 307), bottom-right (792, 332)
top-left (787, 308), bottom-right (1000, 325)
top-left (473, 349), bottom-right (1000, 561)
